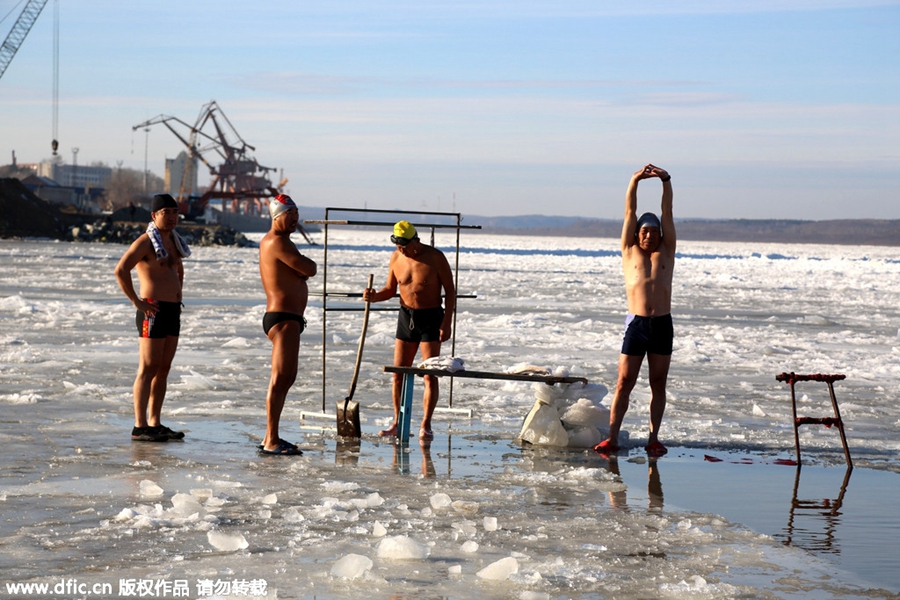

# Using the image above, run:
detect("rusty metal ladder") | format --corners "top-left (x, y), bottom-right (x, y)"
top-left (775, 372), bottom-right (852, 468)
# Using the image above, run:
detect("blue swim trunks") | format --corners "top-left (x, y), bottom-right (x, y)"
top-left (621, 313), bottom-right (673, 356)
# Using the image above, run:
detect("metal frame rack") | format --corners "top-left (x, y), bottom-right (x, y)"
top-left (304, 207), bottom-right (481, 414)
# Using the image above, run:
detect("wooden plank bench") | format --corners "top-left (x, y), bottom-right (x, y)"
top-left (384, 366), bottom-right (589, 443)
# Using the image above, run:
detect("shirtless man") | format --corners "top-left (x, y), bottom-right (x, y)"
top-left (595, 164), bottom-right (675, 457)
top-left (258, 194), bottom-right (318, 455)
top-left (363, 221), bottom-right (456, 440)
top-left (115, 194), bottom-right (189, 442)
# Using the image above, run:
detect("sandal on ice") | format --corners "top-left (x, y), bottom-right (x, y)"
top-left (593, 439), bottom-right (619, 455)
top-left (645, 441), bottom-right (668, 456)
top-left (419, 428), bottom-right (434, 440)
top-left (258, 440), bottom-right (303, 456)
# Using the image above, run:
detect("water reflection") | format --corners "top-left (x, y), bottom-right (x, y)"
top-left (388, 438), bottom-right (435, 477)
top-left (334, 439), bottom-right (361, 466)
top-left (775, 465), bottom-right (853, 555)
top-left (606, 457), bottom-right (664, 513)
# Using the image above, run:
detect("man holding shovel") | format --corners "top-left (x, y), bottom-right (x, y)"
top-left (363, 221), bottom-right (456, 440)
top-left (258, 194), bottom-right (318, 455)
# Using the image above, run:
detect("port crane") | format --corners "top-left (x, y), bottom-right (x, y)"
top-left (132, 101), bottom-right (312, 242)
top-left (0, 0), bottom-right (59, 155)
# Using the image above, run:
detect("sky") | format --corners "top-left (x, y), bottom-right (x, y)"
top-left (1, 0), bottom-right (898, 220)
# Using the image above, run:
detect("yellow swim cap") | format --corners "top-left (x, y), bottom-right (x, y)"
top-left (391, 220), bottom-right (417, 245)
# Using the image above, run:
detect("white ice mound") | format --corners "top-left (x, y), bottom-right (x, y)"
top-left (221, 337), bottom-right (251, 348)
top-left (477, 556), bottom-right (519, 580)
top-left (517, 378), bottom-right (609, 448)
top-left (176, 370), bottom-right (217, 391)
top-left (560, 398), bottom-right (608, 428)
top-left (207, 530), bottom-right (248, 552)
top-left (376, 535), bottom-right (429, 560)
top-left (331, 553), bottom-right (373, 579)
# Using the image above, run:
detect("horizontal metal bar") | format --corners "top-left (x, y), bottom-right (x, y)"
top-left (325, 207), bottom-right (464, 218)
top-left (304, 219), bottom-right (480, 230)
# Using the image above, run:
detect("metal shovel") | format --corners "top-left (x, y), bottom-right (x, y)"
top-left (336, 274), bottom-right (373, 438)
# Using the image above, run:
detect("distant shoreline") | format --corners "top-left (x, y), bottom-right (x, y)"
top-left (469, 217), bottom-right (900, 247)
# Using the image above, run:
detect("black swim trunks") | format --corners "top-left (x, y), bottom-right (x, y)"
top-left (621, 313), bottom-right (674, 356)
top-left (135, 300), bottom-right (182, 339)
top-left (263, 312), bottom-right (307, 336)
top-left (396, 305), bottom-right (444, 342)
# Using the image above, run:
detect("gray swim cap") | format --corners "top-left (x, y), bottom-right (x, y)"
top-left (636, 212), bottom-right (661, 233)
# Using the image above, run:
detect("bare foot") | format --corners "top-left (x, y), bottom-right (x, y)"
top-left (379, 423), bottom-right (398, 437)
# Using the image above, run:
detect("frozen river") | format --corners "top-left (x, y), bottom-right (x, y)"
top-left (1, 230), bottom-right (898, 598)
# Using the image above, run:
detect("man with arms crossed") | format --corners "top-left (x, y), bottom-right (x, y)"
top-left (115, 194), bottom-right (189, 442)
top-left (363, 221), bottom-right (456, 441)
top-left (258, 194), bottom-right (318, 455)
top-left (595, 164), bottom-right (675, 457)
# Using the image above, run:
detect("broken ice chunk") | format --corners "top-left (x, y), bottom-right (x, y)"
top-left (207, 530), bottom-right (248, 552)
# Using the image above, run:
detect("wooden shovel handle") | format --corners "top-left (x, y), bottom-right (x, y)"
top-left (346, 274), bottom-right (374, 400)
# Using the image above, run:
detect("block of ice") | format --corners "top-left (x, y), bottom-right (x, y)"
top-left (372, 521), bottom-right (387, 537)
top-left (170, 493), bottom-right (206, 518)
top-left (376, 535), bottom-right (429, 560)
top-left (451, 500), bottom-right (479, 514)
top-left (261, 493), bottom-right (278, 505)
top-left (430, 492), bottom-right (452, 509)
top-left (207, 530), bottom-right (248, 552)
top-left (190, 488), bottom-right (212, 503)
top-left (452, 521), bottom-right (477, 536)
top-left (283, 506), bottom-right (305, 523)
top-left (483, 516), bottom-right (499, 532)
top-left (461, 540), bottom-right (479, 553)
top-left (331, 553), bottom-right (373, 579)
top-left (139, 480), bottom-right (164, 498)
top-left (477, 556), bottom-right (519, 580)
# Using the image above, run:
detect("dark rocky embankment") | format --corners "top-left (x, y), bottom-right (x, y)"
top-left (1, 178), bottom-right (254, 247)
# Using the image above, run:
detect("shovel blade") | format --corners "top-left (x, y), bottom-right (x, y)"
top-left (336, 399), bottom-right (361, 438)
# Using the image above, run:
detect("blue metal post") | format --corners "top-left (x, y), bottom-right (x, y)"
top-left (398, 373), bottom-right (415, 443)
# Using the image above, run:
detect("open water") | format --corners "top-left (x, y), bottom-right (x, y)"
top-left (1, 229), bottom-right (899, 599)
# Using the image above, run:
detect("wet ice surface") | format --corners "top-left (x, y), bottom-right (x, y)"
top-left (1, 232), bottom-right (899, 599)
